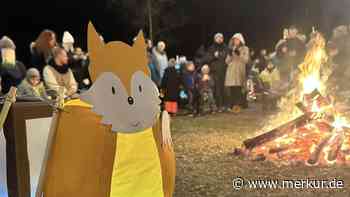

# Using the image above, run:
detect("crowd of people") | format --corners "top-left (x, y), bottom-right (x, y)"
top-left (0, 24), bottom-right (350, 116)
top-left (0, 30), bottom-right (90, 100)
top-left (150, 25), bottom-right (350, 116)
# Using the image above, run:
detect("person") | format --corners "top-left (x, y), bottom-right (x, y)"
top-left (62, 31), bottom-right (75, 54)
top-left (205, 33), bottom-right (228, 112)
top-left (17, 68), bottom-right (48, 99)
top-left (30, 30), bottom-right (57, 75)
top-left (225, 33), bottom-right (249, 113)
top-left (70, 48), bottom-right (91, 90)
top-left (197, 64), bottom-right (217, 114)
top-left (259, 60), bottom-right (283, 111)
top-left (152, 41), bottom-right (168, 82)
top-left (0, 36), bottom-right (26, 94)
top-left (43, 47), bottom-right (78, 98)
top-left (257, 49), bottom-right (268, 73)
top-left (182, 61), bottom-right (200, 116)
top-left (146, 39), bottom-right (160, 86)
top-left (160, 58), bottom-right (182, 116)
top-left (285, 25), bottom-right (306, 66)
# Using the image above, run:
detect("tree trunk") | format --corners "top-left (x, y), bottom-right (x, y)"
top-left (147, 0), bottom-right (153, 41)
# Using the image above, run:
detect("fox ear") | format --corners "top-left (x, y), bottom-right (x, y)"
top-left (88, 22), bottom-right (104, 56)
top-left (133, 30), bottom-right (146, 51)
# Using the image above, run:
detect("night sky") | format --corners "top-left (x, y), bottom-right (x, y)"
top-left (1, 0), bottom-right (350, 64)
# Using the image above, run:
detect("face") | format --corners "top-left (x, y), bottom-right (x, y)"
top-left (215, 36), bottom-right (224, 44)
top-left (187, 64), bottom-right (195, 72)
top-left (281, 46), bottom-right (288, 53)
top-left (261, 50), bottom-right (267, 56)
top-left (29, 76), bottom-right (40, 86)
top-left (147, 40), bottom-right (153, 48)
top-left (233, 38), bottom-right (241, 46)
top-left (201, 65), bottom-right (210, 74)
top-left (1, 49), bottom-right (16, 64)
top-left (55, 50), bottom-right (68, 65)
top-left (267, 63), bottom-right (274, 70)
top-left (289, 28), bottom-right (298, 38)
top-left (158, 42), bottom-right (165, 52)
top-left (81, 71), bottom-right (160, 133)
top-left (48, 34), bottom-right (56, 48)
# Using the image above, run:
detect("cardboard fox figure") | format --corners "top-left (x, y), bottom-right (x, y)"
top-left (41, 22), bottom-right (176, 197)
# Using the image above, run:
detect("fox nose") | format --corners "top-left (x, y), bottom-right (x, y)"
top-left (127, 97), bottom-right (134, 105)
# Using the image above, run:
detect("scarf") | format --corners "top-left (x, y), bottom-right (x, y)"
top-left (49, 59), bottom-right (70, 74)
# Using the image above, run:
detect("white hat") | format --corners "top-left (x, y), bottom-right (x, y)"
top-left (232, 33), bottom-right (245, 45)
top-left (62, 31), bottom-right (75, 44)
top-left (214, 33), bottom-right (224, 40)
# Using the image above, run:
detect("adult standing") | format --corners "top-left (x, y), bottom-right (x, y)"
top-left (225, 33), bottom-right (249, 113)
top-left (152, 41), bottom-right (168, 83)
top-left (0, 36), bottom-right (26, 94)
top-left (30, 30), bottom-right (57, 75)
top-left (205, 33), bottom-right (228, 112)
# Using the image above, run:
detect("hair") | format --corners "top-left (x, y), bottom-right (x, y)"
top-left (34, 30), bottom-right (57, 59)
top-left (52, 47), bottom-right (66, 58)
top-left (26, 68), bottom-right (41, 79)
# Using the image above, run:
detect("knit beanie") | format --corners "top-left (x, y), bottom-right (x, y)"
top-left (0, 36), bottom-right (16, 50)
top-left (232, 33), bottom-right (246, 45)
top-left (26, 68), bottom-right (41, 79)
top-left (62, 31), bottom-right (75, 44)
top-left (214, 33), bottom-right (224, 40)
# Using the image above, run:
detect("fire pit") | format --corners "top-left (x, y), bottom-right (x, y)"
top-left (235, 33), bottom-right (350, 166)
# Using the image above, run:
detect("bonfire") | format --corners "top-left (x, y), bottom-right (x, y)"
top-left (235, 33), bottom-right (350, 166)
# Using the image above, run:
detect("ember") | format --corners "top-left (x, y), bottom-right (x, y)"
top-left (235, 33), bottom-right (350, 166)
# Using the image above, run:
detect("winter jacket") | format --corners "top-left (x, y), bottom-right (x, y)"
top-left (0, 61), bottom-right (26, 94)
top-left (17, 79), bottom-right (48, 98)
top-left (259, 68), bottom-right (281, 90)
top-left (225, 46), bottom-right (249, 87)
top-left (205, 43), bottom-right (229, 73)
top-left (160, 66), bottom-right (182, 101)
top-left (152, 47), bottom-right (168, 80)
top-left (43, 65), bottom-right (78, 97)
top-left (69, 55), bottom-right (91, 90)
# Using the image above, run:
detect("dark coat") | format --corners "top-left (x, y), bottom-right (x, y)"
top-left (161, 66), bottom-right (182, 101)
top-left (0, 61), bottom-right (26, 94)
top-left (204, 43), bottom-right (229, 74)
top-left (69, 56), bottom-right (91, 90)
top-left (286, 38), bottom-right (306, 65)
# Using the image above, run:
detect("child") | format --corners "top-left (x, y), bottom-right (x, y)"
top-left (160, 58), bottom-right (182, 115)
top-left (182, 61), bottom-right (200, 116)
top-left (197, 64), bottom-right (217, 114)
top-left (17, 68), bottom-right (48, 99)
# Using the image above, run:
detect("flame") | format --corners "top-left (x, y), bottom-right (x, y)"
top-left (332, 116), bottom-right (349, 130)
top-left (303, 75), bottom-right (321, 94)
top-left (311, 100), bottom-right (321, 113)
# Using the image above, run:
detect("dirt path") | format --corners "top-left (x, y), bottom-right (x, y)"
top-left (172, 108), bottom-right (350, 197)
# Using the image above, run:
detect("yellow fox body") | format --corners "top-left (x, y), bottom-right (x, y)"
top-left (42, 23), bottom-right (175, 197)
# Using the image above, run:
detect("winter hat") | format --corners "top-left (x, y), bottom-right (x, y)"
top-left (214, 33), bottom-right (224, 40)
top-left (232, 33), bottom-right (245, 45)
top-left (26, 68), bottom-right (41, 79)
top-left (62, 31), bottom-right (75, 44)
top-left (0, 36), bottom-right (16, 50)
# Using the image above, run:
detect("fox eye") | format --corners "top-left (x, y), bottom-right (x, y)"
top-left (112, 86), bottom-right (116, 95)
top-left (138, 85), bottom-right (142, 93)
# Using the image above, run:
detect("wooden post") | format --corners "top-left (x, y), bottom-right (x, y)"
top-left (35, 87), bottom-right (64, 197)
top-left (0, 87), bottom-right (17, 128)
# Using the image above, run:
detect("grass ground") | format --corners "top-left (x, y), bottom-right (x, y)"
top-left (172, 104), bottom-right (350, 197)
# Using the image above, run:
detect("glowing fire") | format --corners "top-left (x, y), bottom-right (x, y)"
top-left (303, 75), bottom-right (321, 94)
top-left (244, 33), bottom-right (350, 166)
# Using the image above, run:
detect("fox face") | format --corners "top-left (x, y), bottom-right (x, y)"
top-left (80, 23), bottom-right (161, 133)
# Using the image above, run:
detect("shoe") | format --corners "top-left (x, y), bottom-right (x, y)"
top-left (232, 105), bottom-right (241, 114)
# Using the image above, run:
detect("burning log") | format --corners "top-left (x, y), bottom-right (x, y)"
top-left (327, 133), bottom-right (344, 162)
top-left (243, 114), bottom-right (309, 150)
top-left (269, 145), bottom-right (290, 154)
top-left (307, 134), bottom-right (332, 165)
